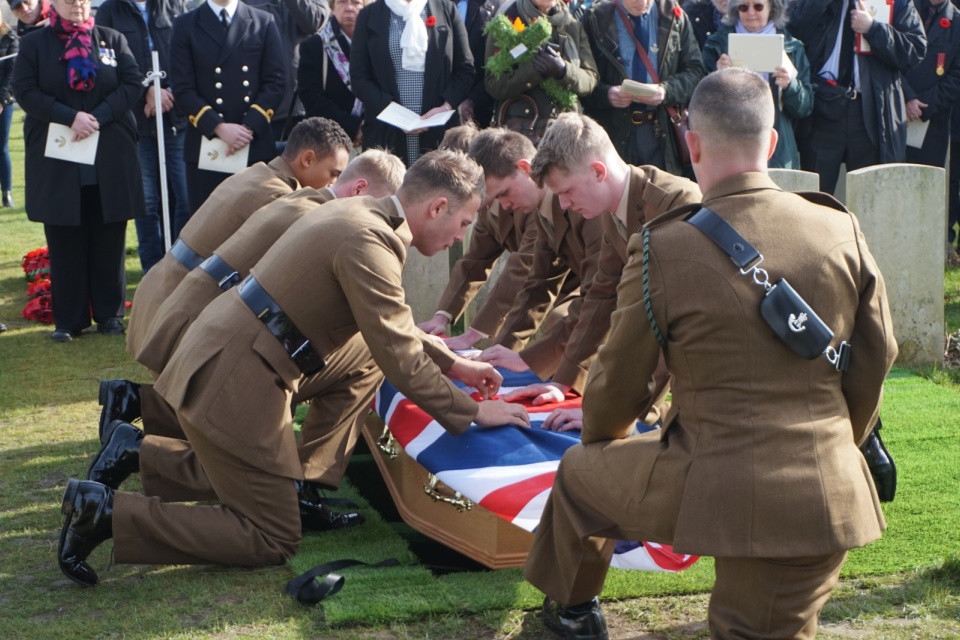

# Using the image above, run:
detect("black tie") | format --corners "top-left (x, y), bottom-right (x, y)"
top-left (220, 8), bottom-right (229, 29)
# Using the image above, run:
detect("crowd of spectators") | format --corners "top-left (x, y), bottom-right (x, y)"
top-left (5, 0), bottom-right (960, 337)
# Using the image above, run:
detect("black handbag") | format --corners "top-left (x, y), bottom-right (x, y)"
top-left (685, 208), bottom-right (851, 370)
top-left (811, 80), bottom-right (853, 122)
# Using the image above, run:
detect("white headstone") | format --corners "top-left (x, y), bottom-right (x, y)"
top-left (402, 248), bottom-right (450, 323)
top-left (846, 163), bottom-right (945, 367)
top-left (767, 169), bottom-right (820, 193)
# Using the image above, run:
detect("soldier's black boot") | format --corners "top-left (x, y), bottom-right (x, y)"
top-left (98, 379), bottom-right (141, 443)
top-left (88, 420), bottom-right (143, 489)
top-left (541, 597), bottom-right (609, 640)
top-left (58, 479), bottom-right (114, 587)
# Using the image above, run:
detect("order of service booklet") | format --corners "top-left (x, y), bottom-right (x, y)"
top-left (728, 33), bottom-right (786, 74)
top-left (377, 102), bottom-right (455, 134)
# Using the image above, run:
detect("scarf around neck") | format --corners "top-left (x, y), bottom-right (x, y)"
top-left (384, 0), bottom-right (429, 72)
top-left (50, 9), bottom-right (97, 91)
top-left (516, 0), bottom-right (569, 29)
top-left (321, 19), bottom-right (363, 117)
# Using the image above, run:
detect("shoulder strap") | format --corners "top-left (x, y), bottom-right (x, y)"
top-left (286, 557), bottom-right (401, 605)
top-left (686, 208), bottom-right (760, 269)
top-left (613, 1), bottom-right (659, 82)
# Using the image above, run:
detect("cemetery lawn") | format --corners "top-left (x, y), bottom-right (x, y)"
top-left (1, 116), bottom-right (959, 638)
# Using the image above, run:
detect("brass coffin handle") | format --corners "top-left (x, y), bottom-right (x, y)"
top-left (423, 474), bottom-right (473, 512)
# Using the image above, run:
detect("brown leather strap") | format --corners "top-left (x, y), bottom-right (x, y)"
top-left (613, 1), bottom-right (659, 83)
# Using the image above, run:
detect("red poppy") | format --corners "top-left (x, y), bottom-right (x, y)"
top-left (940, 17), bottom-right (951, 29)
top-left (425, 16), bottom-right (436, 27)
top-left (673, 6), bottom-right (682, 18)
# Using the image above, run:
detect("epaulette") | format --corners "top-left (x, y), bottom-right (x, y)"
top-left (792, 190), bottom-right (849, 213)
top-left (644, 201), bottom-right (702, 231)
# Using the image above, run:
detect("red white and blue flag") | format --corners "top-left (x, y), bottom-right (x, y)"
top-left (373, 368), bottom-right (698, 572)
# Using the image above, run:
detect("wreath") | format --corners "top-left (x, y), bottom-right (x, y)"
top-left (483, 14), bottom-right (577, 109)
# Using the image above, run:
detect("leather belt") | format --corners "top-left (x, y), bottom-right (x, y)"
top-left (237, 275), bottom-right (326, 376)
top-left (630, 110), bottom-right (657, 125)
top-left (844, 87), bottom-right (860, 100)
top-left (199, 253), bottom-right (242, 291)
top-left (170, 239), bottom-right (204, 271)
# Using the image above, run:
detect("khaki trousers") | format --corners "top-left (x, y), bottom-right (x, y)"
top-left (113, 419), bottom-right (301, 566)
top-left (138, 332), bottom-right (382, 499)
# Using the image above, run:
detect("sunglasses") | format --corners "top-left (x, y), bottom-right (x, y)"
top-left (738, 3), bottom-right (766, 12)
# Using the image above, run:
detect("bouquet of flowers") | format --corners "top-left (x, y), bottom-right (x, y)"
top-left (483, 14), bottom-right (576, 109)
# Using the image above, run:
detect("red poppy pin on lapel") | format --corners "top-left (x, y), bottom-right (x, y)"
top-left (940, 17), bottom-right (951, 29)
top-left (426, 16), bottom-right (437, 27)
top-left (673, 6), bottom-right (682, 18)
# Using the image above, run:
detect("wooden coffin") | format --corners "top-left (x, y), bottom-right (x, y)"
top-left (361, 412), bottom-right (534, 569)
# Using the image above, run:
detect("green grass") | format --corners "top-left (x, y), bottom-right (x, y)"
top-left (1, 116), bottom-right (960, 638)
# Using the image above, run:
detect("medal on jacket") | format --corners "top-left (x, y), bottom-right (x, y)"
top-left (937, 52), bottom-right (946, 76)
top-left (99, 42), bottom-right (117, 67)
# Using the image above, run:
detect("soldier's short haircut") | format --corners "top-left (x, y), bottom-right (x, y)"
top-left (338, 149), bottom-right (406, 196)
top-left (397, 149), bottom-right (486, 211)
top-left (467, 128), bottom-right (537, 180)
top-left (529, 113), bottom-right (613, 186)
top-left (688, 68), bottom-right (774, 144)
top-left (282, 117), bottom-right (352, 161)
top-left (439, 121), bottom-right (480, 153)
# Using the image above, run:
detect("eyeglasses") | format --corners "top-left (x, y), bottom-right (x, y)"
top-left (738, 3), bottom-right (765, 12)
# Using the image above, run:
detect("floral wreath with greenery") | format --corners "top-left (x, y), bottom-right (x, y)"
top-left (483, 14), bottom-right (577, 109)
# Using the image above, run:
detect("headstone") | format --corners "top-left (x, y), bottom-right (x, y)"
top-left (403, 248), bottom-right (450, 323)
top-left (846, 163), bottom-right (945, 367)
top-left (767, 169), bottom-right (820, 193)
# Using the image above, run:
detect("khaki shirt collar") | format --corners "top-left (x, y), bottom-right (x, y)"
top-left (702, 172), bottom-right (782, 205)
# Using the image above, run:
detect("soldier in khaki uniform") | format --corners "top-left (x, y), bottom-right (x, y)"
top-left (57, 151), bottom-right (531, 587)
top-left (125, 117), bottom-right (352, 363)
top-left (523, 69), bottom-right (896, 640)
top-left (478, 114), bottom-right (700, 402)
top-left (418, 129), bottom-right (579, 350)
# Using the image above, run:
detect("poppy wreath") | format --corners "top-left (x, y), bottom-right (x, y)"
top-left (483, 14), bottom-right (577, 109)
top-left (21, 247), bottom-right (53, 323)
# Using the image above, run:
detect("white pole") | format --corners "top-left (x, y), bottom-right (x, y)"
top-left (143, 51), bottom-right (172, 252)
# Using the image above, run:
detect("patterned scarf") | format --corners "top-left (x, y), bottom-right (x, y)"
top-left (321, 18), bottom-right (363, 117)
top-left (50, 9), bottom-right (97, 92)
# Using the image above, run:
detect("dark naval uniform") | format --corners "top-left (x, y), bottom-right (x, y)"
top-left (170, 0), bottom-right (287, 212)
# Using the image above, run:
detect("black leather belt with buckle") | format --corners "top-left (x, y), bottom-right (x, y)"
top-left (170, 239), bottom-right (204, 271)
top-left (630, 110), bottom-right (657, 125)
top-left (844, 87), bottom-right (859, 100)
top-left (237, 275), bottom-right (326, 376)
top-left (199, 253), bottom-right (242, 291)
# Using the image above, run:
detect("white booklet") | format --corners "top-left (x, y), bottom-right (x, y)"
top-left (856, 0), bottom-right (893, 54)
top-left (199, 136), bottom-right (249, 174)
top-left (728, 33), bottom-right (786, 74)
top-left (906, 119), bottom-right (929, 149)
top-left (621, 79), bottom-right (661, 99)
top-left (377, 102), bottom-right (454, 134)
top-left (44, 123), bottom-right (99, 165)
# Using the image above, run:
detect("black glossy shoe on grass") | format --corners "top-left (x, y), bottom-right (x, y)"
top-left (860, 419), bottom-right (897, 503)
top-left (98, 380), bottom-right (141, 443)
top-left (88, 420), bottom-right (143, 489)
top-left (541, 597), bottom-right (609, 640)
top-left (51, 329), bottom-right (80, 342)
top-left (58, 479), bottom-right (114, 588)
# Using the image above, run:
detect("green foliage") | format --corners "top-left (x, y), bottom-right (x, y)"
top-left (482, 14), bottom-right (577, 110)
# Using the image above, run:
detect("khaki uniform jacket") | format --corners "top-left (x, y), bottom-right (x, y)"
top-left (127, 157), bottom-right (299, 359)
top-left (581, 173), bottom-right (896, 557)
top-left (136, 188), bottom-right (335, 374)
top-left (436, 203), bottom-right (540, 337)
top-left (494, 194), bottom-right (604, 390)
top-left (550, 166), bottom-right (701, 390)
top-left (156, 196), bottom-right (479, 477)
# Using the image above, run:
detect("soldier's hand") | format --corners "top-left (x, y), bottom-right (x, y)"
top-left (475, 399), bottom-right (531, 428)
top-left (475, 344), bottom-right (530, 372)
top-left (541, 407), bottom-right (583, 432)
top-left (417, 313), bottom-right (449, 336)
top-left (444, 327), bottom-right (484, 352)
top-left (448, 357), bottom-right (503, 399)
top-left (502, 381), bottom-right (569, 406)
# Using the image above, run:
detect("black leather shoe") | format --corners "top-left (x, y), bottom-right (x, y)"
top-left (542, 597), bottom-right (608, 640)
top-left (2, 191), bottom-right (13, 207)
top-left (97, 318), bottom-right (125, 336)
top-left (98, 380), bottom-right (141, 443)
top-left (58, 479), bottom-right (114, 587)
top-left (860, 419), bottom-right (897, 503)
top-left (297, 482), bottom-right (367, 531)
top-left (51, 329), bottom-right (80, 342)
top-left (87, 420), bottom-right (143, 489)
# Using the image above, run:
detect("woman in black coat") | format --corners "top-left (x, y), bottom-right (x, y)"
top-left (350, 0), bottom-right (474, 166)
top-left (13, 0), bottom-right (145, 342)
top-left (298, 0), bottom-right (368, 144)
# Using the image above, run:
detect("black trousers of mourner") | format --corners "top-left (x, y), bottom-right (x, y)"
top-left (43, 186), bottom-right (127, 333)
top-left (798, 97), bottom-right (879, 196)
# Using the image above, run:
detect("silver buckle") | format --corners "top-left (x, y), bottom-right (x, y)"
top-left (738, 253), bottom-right (773, 292)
